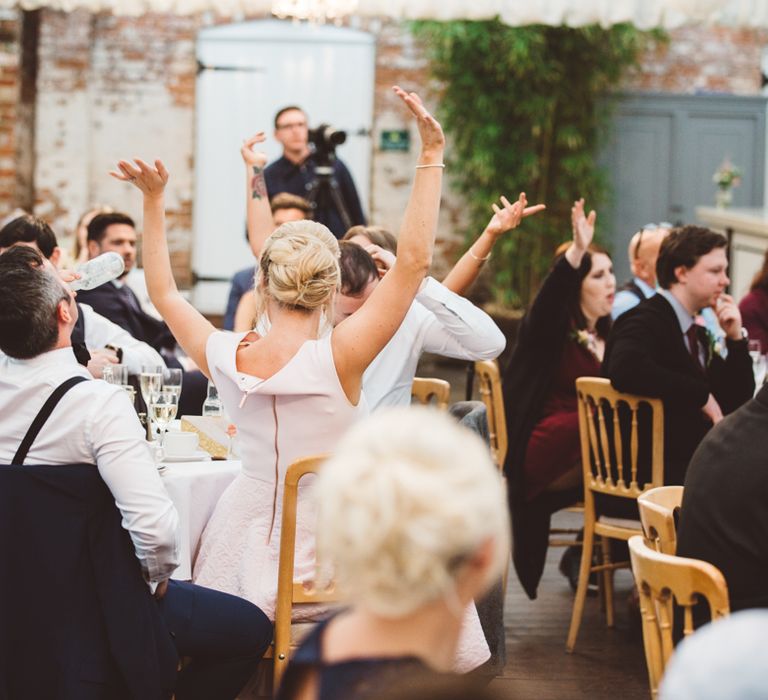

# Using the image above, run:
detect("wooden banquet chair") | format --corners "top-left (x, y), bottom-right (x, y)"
top-left (411, 377), bottom-right (451, 410)
top-left (474, 359), bottom-right (507, 470)
top-left (638, 486), bottom-right (684, 556)
top-left (270, 454), bottom-right (339, 691)
top-left (566, 377), bottom-right (665, 652)
top-left (628, 535), bottom-right (730, 699)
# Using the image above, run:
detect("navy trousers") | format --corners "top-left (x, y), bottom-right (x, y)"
top-left (157, 581), bottom-right (273, 700)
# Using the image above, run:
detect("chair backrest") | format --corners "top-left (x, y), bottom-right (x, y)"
top-left (411, 377), bottom-right (451, 410)
top-left (628, 535), bottom-right (730, 698)
top-left (273, 454), bottom-right (338, 689)
top-left (638, 486), bottom-right (684, 555)
top-left (575, 377), bottom-right (665, 502)
top-left (474, 359), bottom-right (508, 469)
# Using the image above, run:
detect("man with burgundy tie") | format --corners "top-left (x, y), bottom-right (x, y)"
top-left (77, 212), bottom-right (207, 415)
top-left (603, 225), bottom-right (754, 486)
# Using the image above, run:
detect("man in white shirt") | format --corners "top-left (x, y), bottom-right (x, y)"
top-left (0, 213), bottom-right (165, 377)
top-left (0, 245), bottom-right (270, 699)
top-left (335, 241), bottom-right (505, 410)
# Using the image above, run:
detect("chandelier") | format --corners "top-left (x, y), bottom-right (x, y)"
top-left (271, 0), bottom-right (359, 23)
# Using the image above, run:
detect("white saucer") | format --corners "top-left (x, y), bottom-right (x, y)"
top-left (161, 450), bottom-right (212, 463)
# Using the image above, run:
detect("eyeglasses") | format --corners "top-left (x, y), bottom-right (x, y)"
top-left (275, 121), bottom-right (307, 131)
top-left (634, 222), bottom-right (674, 259)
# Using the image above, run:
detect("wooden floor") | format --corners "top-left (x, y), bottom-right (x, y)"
top-left (492, 512), bottom-right (649, 700)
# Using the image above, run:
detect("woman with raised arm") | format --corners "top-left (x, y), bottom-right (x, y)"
top-left (501, 200), bottom-right (616, 600)
top-left (111, 88), bottom-right (500, 665)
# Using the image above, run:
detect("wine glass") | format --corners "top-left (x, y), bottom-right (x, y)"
top-left (103, 364), bottom-right (128, 386)
top-left (749, 340), bottom-right (767, 392)
top-left (150, 389), bottom-right (179, 460)
top-left (163, 368), bottom-right (183, 401)
top-left (139, 364), bottom-right (164, 440)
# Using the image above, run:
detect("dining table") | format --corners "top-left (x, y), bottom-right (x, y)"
top-left (160, 458), bottom-right (241, 580)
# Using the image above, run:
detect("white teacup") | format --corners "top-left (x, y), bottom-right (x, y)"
top-left (163, 430), bottom-right (199, 458)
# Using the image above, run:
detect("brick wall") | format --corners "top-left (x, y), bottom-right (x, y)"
top-left (624, 25), bottom-right (768, 95)
top-left (0, 11), bottom-right (19, 218)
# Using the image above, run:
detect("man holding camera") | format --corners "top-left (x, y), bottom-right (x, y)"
top-left (265, 105), bottom-right (366, 237)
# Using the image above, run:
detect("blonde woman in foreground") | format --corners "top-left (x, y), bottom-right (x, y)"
top-left (277, 407), bottom-right (511, 699)
top-left (110, 87), bottom-right (446, 628)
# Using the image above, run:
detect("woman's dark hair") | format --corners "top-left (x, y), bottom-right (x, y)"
top-left (751, 249), bottom-right (768, 292)
top-left (553, 242), bottom-right (613, 339)
top-left (656, 225), bottom-right (727, 290)
top-left (339, 241), bottom-right (379, 296)
top-left (0, 245), bottom-right (69, 359)
top-left (0, 215), bottom-right (58, 259)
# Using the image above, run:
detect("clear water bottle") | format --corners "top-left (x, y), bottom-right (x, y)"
top-left (202, 381), bottom-right (224, 417)
top-left (70, 252), bottom-right (125, 291)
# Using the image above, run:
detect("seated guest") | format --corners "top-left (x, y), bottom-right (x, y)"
top-left (223, 188), bottom-right (313, 330)
top-left (108, 90), bottom-right (472, 668)
top-left (75, 211), bottom-right (207, 415)
top-left (335, 240), bottom-right (506, 411)
top-left (276, 407), bottom-right (510, 699)
top-left (739, 248), bottom-right (768, 349)
top-left (660, 610), bottom-right (768, 700)
top-left (0, 214), bottom-right (165, 377)
top-left (0, 245), bottom-right (270, 699)
top-left (676, 382), bottom-right (768, 612)
top-left (612, 223), bottom-right (670, 319)
top-left (603, 225), bottom-right (754, 488)
top-left (503, 199), bottom-right (615, 600)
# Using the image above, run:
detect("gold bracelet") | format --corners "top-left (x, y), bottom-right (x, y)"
top-left (469, 246), bottom-right (491, 263)
top-left (415, 163), bottom-right (446, 169)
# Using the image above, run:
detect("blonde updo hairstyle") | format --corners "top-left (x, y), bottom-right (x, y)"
top-left (255, 220), bottom-right (340, 322)
top-left (315, 407), bottom-right (510, 618)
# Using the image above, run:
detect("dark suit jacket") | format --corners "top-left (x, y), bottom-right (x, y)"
top-left (0, 464), bottom-right (177, 699)
top-left (223, 266), bottom-right (255, 331)
top-left (677, 385), bottom-right (768, 612)
top-left (77, 282), bottom-right (175, 353)
top-left (603, 293), bottom-right (754, 485)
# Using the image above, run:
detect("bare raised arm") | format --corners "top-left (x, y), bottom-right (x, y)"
top-left (241, 132), bottom-right (274, 259)
top-left (565, 197), bottom-right (596, 270)
top-left (332, 87), bottom-right (445, 398)
top-left (110, 158), bottom-right (215, 377)
top-left (442, 193), bottom-right (546, 295)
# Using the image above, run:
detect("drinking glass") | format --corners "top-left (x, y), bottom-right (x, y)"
top-left (139, 364), bottom-right (164, 440)
top-left (103, 363), bottom-right (128, 386)
top-left (202, 380), bottom-right (224, 417)
top-left (150, 389), bottom-right (179, 459)
top-left (163, 368), bottom-right (183, 401)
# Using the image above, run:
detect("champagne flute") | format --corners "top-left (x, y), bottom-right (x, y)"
top-left (163, 368), bottom-right (183, 401)
top-left (150, 389), bottom-right (179, 460)
top-left (139, 364), bottom-right (164, 440)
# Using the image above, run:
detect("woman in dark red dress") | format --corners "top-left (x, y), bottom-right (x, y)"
top-left (739, 250), bottom-right (768, 350)
top-left (502, 199), bottom-right (616, 599)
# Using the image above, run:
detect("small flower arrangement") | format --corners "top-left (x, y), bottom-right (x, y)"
top-left (713, 159), bottom-right (742, 189)
top-left (713, 159), bottom-right (742, 208)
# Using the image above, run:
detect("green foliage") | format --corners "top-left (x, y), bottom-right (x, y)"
top-left (411, 20), bottom-right (661, 306)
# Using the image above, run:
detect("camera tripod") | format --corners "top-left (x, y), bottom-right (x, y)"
top-left (304, 163), bottom-right (354, 234)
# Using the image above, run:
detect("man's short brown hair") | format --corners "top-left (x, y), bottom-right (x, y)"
top-left (656, 225), bottom-right (727, 290)
top-left (270, 192), bottom-right (313, 218)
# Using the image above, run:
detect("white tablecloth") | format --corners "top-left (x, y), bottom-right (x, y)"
top-left (161, 459), bottom-right (240, 580)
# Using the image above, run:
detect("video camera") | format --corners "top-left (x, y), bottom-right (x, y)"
top-left (308, 124), bottom-right (347, 166)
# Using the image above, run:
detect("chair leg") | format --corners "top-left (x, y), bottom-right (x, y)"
top-left (566, 519), bottom-right (595, 652)
top-left (600, 536), bottom-right (615, 628)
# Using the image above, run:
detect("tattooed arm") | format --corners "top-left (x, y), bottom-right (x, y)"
top-left (241, 132), bottom-right (274, 259)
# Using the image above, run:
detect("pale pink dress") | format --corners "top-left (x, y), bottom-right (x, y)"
top-left (193, 330), bottom-right (490, 672)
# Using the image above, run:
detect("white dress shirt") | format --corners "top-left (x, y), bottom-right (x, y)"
top-left (0, 347), bottom-right (179, 584)
top-left (363, 277), bottom-right (506, 410)
top-left (80, 303), bottom-right (166, 375)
